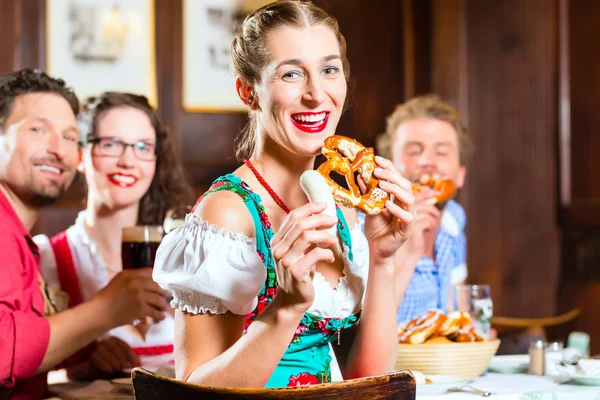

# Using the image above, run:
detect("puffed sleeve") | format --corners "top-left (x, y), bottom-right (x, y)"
top-left (153, 215), bottom-right (266, 316)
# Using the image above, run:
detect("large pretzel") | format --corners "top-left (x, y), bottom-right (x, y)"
top-left (397, 310), bottom-right (483, 344)
top-left (412, 173), bottom-right (456, 206)
top-left (316, 135), bottom-right (389, 215)
top-left (397, 310), bottom-right (447, 344)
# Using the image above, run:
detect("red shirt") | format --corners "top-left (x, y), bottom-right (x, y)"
top-left (0, 190), bottom-right (50, 400)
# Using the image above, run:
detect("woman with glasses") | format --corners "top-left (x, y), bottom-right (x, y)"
top-left (34, 92), bottom-right (194, 380)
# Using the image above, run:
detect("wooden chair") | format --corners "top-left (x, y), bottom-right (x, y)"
top-left (131, 368), bottom-right (416, 400)
top-left (492, 308), bottom-right (581, 354)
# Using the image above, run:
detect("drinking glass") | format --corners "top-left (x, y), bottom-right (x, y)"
top-left (122, 225), bottom-right (163, 329)
top-left (121, 225), bottom-right (163, 270)
top-left (455, 284), bottom-right (493, 338)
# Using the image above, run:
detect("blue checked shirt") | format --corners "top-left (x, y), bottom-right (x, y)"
top-left (396, 200), bottom-right (467, 323)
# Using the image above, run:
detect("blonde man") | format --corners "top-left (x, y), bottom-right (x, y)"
top-left (377, 94), bottom-right (472, 323)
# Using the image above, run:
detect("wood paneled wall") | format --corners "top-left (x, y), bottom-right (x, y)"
top-left (563, 0), bottom-right (600, 210)
top-left (1, 0), bottom-right (407, 235)
top-left (313, 0), bottom-right (406, 148)
top-left (5, 0), bottom-right (600, 333)
top-left (466, 0), bottom-right (559, 318)
top-left (155, 1), bottom-right (247, 189)
top-left (0, 0), bottom-right (45, 75)
top-left (557, 0), bottom-right (600, 353)
top-left (156, 0), bottom-right (407, 188)
top-left (558, 0), bottom-right (600, 282)
top-left (0, 0), bottom-right (19, 74)
top-left (429, 0), bottom-right (560, 318)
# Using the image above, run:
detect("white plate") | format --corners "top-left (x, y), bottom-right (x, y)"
top-left (569, 374), bottom-right (600, 386)
top-left (416, 375), bottom-right (469, 396)
top-left (487, 354), bottom-right (530, 374)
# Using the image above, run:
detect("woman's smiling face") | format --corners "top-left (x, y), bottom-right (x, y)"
top-left (83, 106), bottom-right (157, 210)
top-left (253, 24), bottom-right (348, 157)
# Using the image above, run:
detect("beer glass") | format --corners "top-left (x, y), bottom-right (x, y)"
top-left (121, 225), bottom-right (163, 270)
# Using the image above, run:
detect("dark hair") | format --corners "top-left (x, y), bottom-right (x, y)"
top-left (79, 92), bottom-right (194, 225)
top-left (0, 68), bottom-right (79, 130)
top-left (231, 0), bottom-right (349, 160)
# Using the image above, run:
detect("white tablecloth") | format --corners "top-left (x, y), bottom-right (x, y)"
top-left (420, 373), bottom-right (600, 399)
top-left (50, 370), bottom-right (600, 399)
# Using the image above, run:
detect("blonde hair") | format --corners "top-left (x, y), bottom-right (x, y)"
top-left (376, 94), bottom-right (472, 165)
top-left (231, 0), bottom-right (349, 160)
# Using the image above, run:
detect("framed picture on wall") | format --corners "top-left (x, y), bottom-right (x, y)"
top-left (182, 0), bottom-right (272, 112)
top-left (46, 0), bottom-right (157, 106)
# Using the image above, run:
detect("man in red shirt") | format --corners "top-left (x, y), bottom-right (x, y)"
top-left (0, 69), bottom-right (170, 399)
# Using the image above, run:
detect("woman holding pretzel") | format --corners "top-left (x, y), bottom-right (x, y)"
top-left (153, 0), bottom-right (415, 388)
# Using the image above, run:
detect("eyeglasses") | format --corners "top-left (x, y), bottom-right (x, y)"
top-left (88, 137), bottom-right (157, 161)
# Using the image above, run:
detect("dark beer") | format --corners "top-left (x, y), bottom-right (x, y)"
top-left (121, 226), bottom-right (163, 270)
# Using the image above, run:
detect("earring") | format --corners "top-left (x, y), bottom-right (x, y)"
top-left (242, 87), bottom-right (254, 106)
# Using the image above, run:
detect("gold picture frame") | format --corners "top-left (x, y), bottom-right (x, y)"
top-left (46, 0), bottom-right (157, 107)
top-left (182, 0), bottom-right (272, 113)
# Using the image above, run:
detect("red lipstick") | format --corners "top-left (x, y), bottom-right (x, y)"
top-left (291, 111), bottom-right (330, 134)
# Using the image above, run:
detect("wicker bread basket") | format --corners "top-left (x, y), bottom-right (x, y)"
top-left (395, 339), bottom-right (501, 379)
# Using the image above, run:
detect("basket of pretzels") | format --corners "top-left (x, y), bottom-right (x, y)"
top-left (395, 310), bottom-right (501, 379)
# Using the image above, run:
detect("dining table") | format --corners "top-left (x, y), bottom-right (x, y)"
top-left (47, 369), bottom-right (135, 400)
top-left (420, 372), bottom-right (600, 399)
top-left (47, 369), bottom-right (600, 400)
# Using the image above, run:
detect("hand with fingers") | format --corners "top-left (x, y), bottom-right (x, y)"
top-left (270, 202), bottom-right (339, 314)
top-left (88, 336), bottom-right (140, 378)
top-left (400, 189), bottom-right (443, 259)
top-left (362, 156), bottom-right (416, 262)
top-left (93, 268), bottom-right (171, 329)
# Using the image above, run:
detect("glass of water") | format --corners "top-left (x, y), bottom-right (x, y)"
top-left (455, 284), bottom-right (493, 338)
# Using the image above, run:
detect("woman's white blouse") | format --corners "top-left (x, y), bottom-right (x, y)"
top-left (153, 214), bottom-right (370, 319)
top-left (33, 211), bottom-right (175, 365)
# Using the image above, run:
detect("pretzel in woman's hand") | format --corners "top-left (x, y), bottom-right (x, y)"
top-left (316, 135), bottom-right (389, 215)
top-left (412, 173), bottom-right (455, 206)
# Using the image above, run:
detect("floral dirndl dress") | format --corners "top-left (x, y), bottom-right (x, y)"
top-left (195, 174), bottom-right (361, 387)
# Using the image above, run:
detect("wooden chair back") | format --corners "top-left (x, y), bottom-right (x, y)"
top-left (493, 308), bottom-right (580, 354)
top-left (131, 368), bottom-right (416, 400)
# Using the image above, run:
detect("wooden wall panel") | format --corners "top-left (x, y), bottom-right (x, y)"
top-left (19, 0), bottom-right (45, 69)
top-left (12, 0), bottom-right (408, 235)
top-left (313, 0), bottom-right (405, 147)
top-left (464, 0), bottom-right (560, 317)
top-left (431, 0), bottom-right (560, 318)
top-left (429, 0), bottom-right (468, 210)
top-left (3, 0), bottom-right (572, 326)
top-left (0, 0), bottom-right (20, 75)
top-left (558, 0), bottom-right (600, 226)
top-left (557, 0), bottom-right (600, 353)
top-left (0, 0), bottom-right (45, 74)
top-left (155, 0), bottom-right (245, 191)
top-left (557, 0), bottom-right (600, 282)
top-left (430, 0), bottom-right (463, 109)
top-left (163, 0), bottom-right (408, 189)
top-left (401, 0), bottom-right (431, 100)
top-left (566, 0), bottom-right (600, 202)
